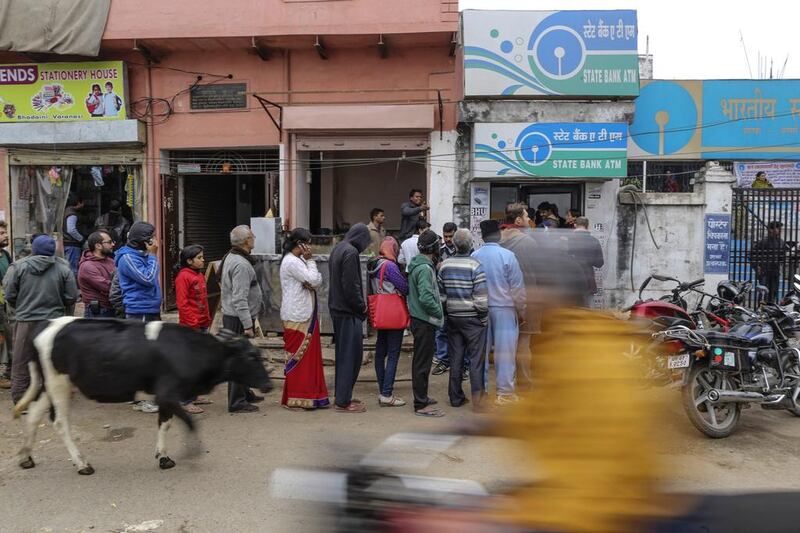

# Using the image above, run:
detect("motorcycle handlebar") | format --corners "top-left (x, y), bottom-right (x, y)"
top-left (680, 278), bottom-right (705, 291)
top-left (651, 274), bottom-right (679, 283)
top-left (637, 276), bottom-right (653, 300)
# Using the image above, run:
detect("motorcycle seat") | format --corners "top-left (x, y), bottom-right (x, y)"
top-left (702, 331), bottom-right (769, 347)
top-left (653, 316), bottom-right (694, 329)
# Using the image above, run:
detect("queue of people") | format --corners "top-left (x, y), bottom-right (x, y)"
top-left (0, 188), bottom-right (607, 422)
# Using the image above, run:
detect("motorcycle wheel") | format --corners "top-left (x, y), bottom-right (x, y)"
top-left (681, 366), bottom-right (741, 438)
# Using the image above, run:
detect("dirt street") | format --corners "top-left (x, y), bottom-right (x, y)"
top-left (3, 353), bottom-right (800, 533)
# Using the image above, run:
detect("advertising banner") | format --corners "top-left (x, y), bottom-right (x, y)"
top-left (463, 10), bottom-right (639, 97)
top-left (0, 61), bottom-right (126, 122)
top-left (474, 122), bottom-right (628, 178)
top-left (735, 161), bottom-right (800, 187)
top-left (470, 182), bottom-right (489, 244)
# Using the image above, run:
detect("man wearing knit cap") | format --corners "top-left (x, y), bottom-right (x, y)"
top-left (407, 230), bottom-right (445, 417)
top-left (115, 221), bottom-right (162, 413)
top-left (472, 219), bottom-right (526, 406)
top-left (2, 234), bottom-right (78, 404)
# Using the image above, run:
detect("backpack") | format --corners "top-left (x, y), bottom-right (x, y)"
top-left (108, 270), bottom-right (125, 317)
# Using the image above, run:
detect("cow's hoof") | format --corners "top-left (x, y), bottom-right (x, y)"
top-left (159, 457), bottom-right (176, 470)
top-left (19, 456), bottom-right (35, 469)
top-left (78, 465), bottom-right (95, 475)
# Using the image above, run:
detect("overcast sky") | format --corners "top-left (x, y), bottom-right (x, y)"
top-left (459, 0), bottom-right (799, 80)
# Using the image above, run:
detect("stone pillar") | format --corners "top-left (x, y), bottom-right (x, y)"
top-left (428, 131), bottom-right (457, 233)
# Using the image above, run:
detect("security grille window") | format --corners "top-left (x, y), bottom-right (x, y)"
top-left (168, 150), bottom-right (277, 175)
top-left (624, 160), bottom-right (702, 193)
top-left (730, 188), bottom-right (800, 306)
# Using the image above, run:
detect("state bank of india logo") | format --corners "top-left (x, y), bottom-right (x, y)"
top-left (464, 11), bottom-right (638, 96)
top-left (475, 125), bottom-right (553, 176)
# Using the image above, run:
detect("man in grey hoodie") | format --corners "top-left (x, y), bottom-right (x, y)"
top-left (328, 223), bottom-right (372, 413)
top-left (3, 235), bottom-right (78, 403)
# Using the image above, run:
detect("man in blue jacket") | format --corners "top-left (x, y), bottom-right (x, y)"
top-left (116, 222), bottom-right (161, 322)
top-left (115, 221), bottom-right (161, 413)
top-left (472, 220), bottom-right (526, 406)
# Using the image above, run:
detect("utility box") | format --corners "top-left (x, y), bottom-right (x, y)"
top-left (251, 217), bottom-right (281, 255)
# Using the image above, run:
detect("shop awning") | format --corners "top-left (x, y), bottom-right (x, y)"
top-left (0, 119), bottom-right (145, 147)
top-left (7, 146), bottom-right (144, 165)
top-left (284, 104), bottom-right (434, 131)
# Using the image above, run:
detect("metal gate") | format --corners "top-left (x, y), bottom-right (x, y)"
top-left (730, 188), bottom-right (800, 305)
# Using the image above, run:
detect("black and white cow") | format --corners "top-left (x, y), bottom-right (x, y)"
top-left (13, 316), bottom-right (273, 474)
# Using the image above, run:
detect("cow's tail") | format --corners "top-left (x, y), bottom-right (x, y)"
top-left (12, 362), bottom-right (41, 419)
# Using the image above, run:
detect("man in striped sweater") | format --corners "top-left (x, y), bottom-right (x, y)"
top-left (438, 228), bottom-right (489, 410)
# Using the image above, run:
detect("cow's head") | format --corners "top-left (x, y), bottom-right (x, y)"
top-left (218, 330), bottom-right (273, 393)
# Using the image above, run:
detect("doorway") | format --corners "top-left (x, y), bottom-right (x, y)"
top-left (490, 182), bottom-right (583, 223)
top-left (520, 183), bottom-right (583, 223)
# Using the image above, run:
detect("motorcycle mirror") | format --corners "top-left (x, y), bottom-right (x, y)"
top-left (756, 285), bottom-right (769, 296)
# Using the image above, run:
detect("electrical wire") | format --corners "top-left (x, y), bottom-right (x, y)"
top-left (10, 139), bottom-right (800, 174)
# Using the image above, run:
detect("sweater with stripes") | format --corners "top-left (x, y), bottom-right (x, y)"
top-left (437, 254), bottom-right (488, 319)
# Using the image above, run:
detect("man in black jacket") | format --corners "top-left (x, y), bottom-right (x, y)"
top-left (329, 223), bottom-right (372, 413)
top-left (751, 221), bottom-right (786, 303)
top-left (398, 189), bottom-right (430, 241)
top-left (568, 217), bottom-right (605, 306)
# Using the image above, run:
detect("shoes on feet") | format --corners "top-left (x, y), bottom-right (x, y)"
top-left (335, 402), bottom-right (366, 413)
top-left (432, 361), bottom-right (450, 376)
top-left (229, 403), bottom-right (259, 413)
top-left (379, 395), bottom-right (406, 407)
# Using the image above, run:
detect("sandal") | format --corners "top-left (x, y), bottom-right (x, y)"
top-left (379, 395), bottom-right (407, 407)
top-left (183, 403), bottom-right (204, 414)
top-left (415, 407), bottom-right (445, 417)
top-left (193, 396), bottom-right (214, 405)
top-left (335, 402), bottom-right (366, 413)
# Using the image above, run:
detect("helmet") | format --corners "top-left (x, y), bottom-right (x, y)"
top-left (717, 280), bottom-right (740, 302)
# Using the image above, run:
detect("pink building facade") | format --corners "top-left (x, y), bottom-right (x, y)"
top-left (0, 0), bottom-right (460, 305)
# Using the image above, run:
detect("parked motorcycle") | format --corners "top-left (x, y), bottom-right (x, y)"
top-left (655, 303), bottom-right (800, 438)
top-left (624, 275), bottom-right (742, 384)
top-left (625, 274), bottom-right (701, 328)
top-left (778, 273), bottom-right (800, 312)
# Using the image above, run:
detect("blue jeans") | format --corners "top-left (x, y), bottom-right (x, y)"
top-left (64, 245), bottom-right (81, 279)
top-left (374, 329), bottom-right (404, 397)
top-left (435, 322), bottom-right (449, 363)
top-left (84, 306), bottom-right (116, 318)
top-left (484, 307), bottom-right (519, 396)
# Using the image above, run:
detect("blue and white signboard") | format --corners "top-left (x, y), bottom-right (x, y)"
top-left (463, 10), bottom-right (639, 97)
top-left (473, 122), bottom-right (628, 178)
top-left (630, 80), bottom-right (800, 160)
top-left (704, 214), bottom-right (731, 274)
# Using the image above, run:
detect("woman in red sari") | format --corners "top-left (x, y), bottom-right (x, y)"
top-left (279, 228), bottom-right (330, 409)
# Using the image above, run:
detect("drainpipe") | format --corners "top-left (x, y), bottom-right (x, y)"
top-left (145, 63), bottom-right (160, 240)
top-left (144, 62), bottom-right (164, 302)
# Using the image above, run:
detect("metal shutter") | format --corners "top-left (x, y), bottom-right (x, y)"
top-left (183, 176), bottom-right (237, 263)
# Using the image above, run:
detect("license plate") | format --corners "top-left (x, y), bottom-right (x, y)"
top-left (668, 354), bottom-right (691, 369)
